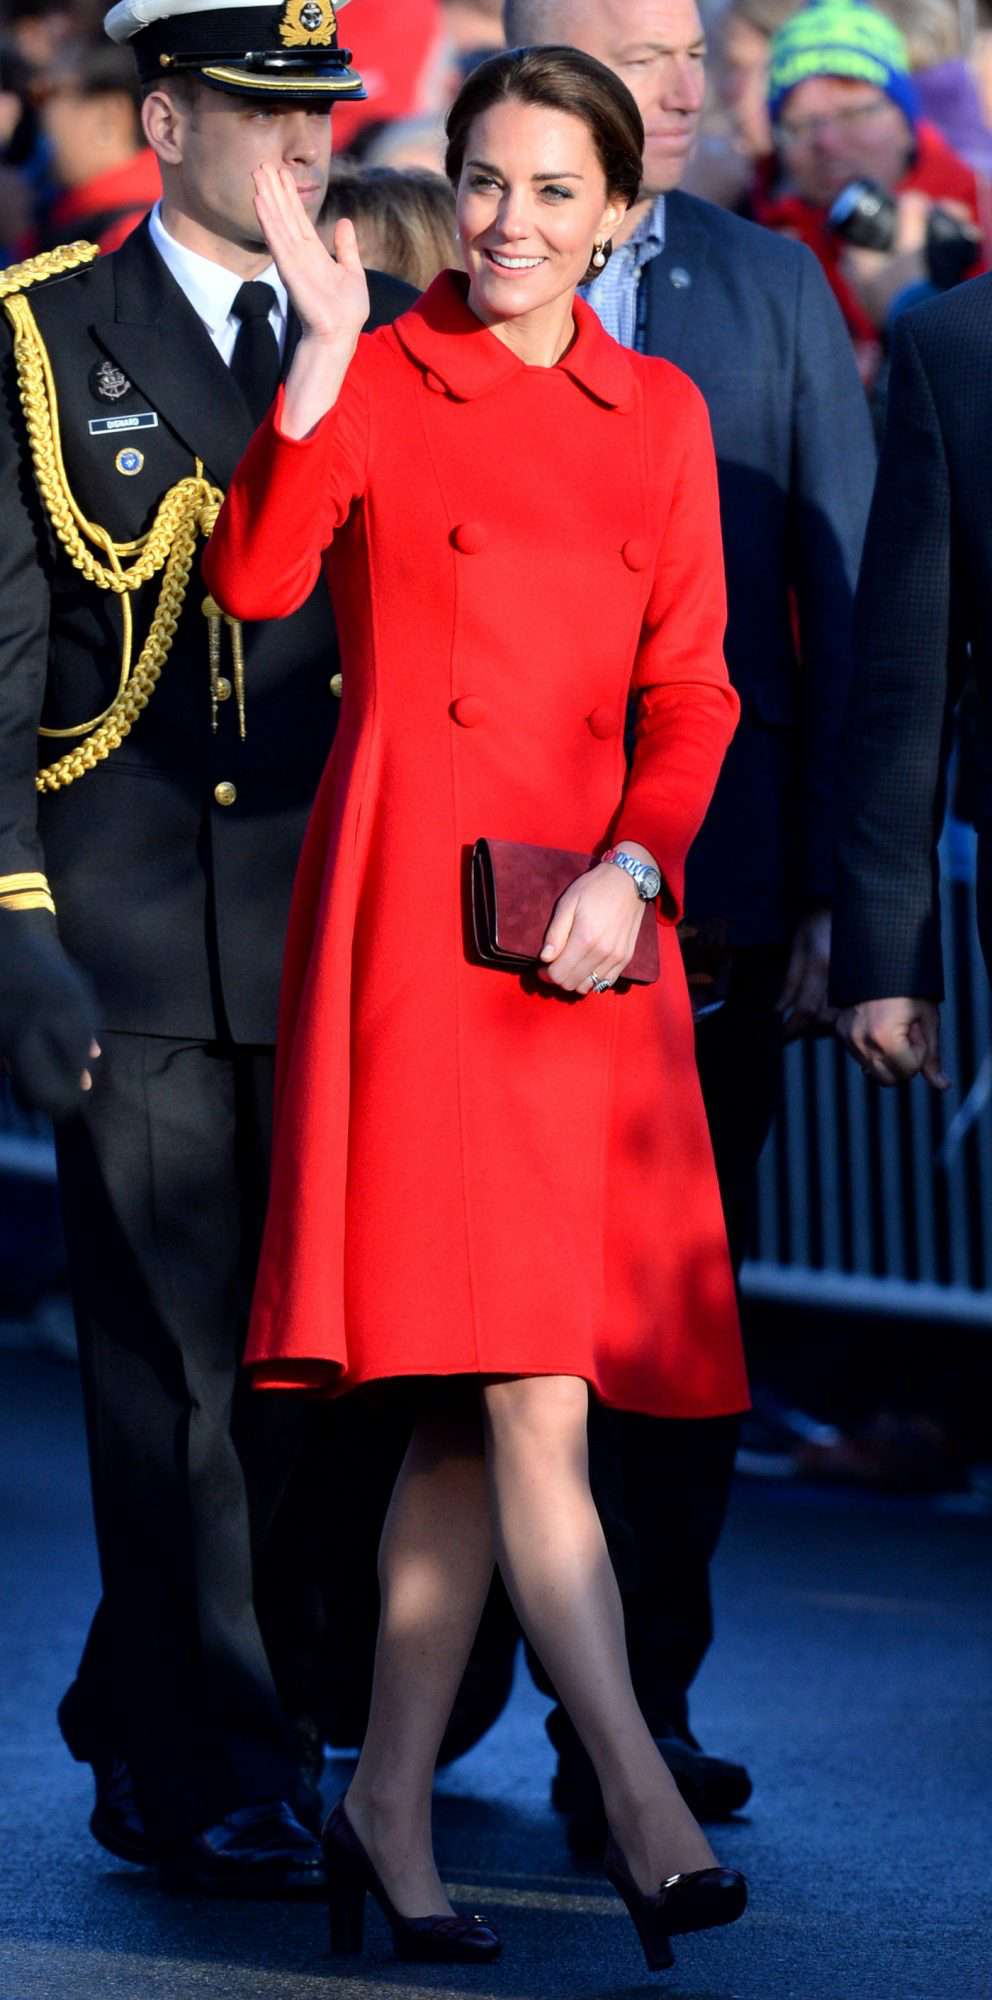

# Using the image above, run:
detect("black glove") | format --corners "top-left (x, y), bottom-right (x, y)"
top-left (0, 918), bottom-right (98, 1119)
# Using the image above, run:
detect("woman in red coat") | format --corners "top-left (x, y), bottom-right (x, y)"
top-left (204, 47), bottom-right (748, 1978)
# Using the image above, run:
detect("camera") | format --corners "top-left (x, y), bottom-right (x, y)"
top-left (826, 177), bottom-right (977, 290)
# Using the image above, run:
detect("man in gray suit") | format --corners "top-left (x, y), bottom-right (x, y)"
top-left (505, 0), bottom-right (876, 1850)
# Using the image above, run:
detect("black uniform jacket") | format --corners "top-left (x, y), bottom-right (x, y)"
top-left (831, 275), bottom-right (992, 1007)
top-left (639, 191), bottom-right (876, 947)
top-left (0, 220), bottom-right (413, 1042)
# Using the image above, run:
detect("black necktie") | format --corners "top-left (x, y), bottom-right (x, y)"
top-left (230, 280), bottom-right (281, 425)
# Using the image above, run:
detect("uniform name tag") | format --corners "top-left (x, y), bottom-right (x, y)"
top-left (88, 413), bottom-right (159, 436)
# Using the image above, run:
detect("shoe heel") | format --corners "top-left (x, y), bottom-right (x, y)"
top-left (612, 1879), bottom-right (675, 1972)
top-left (629, 1906), bottom-right (676, 1973)
top-left (323, 1802), bottom-right (370, 1955)
top-left (605, 1847), bottom-right (676, 1974)
top-left (328, 1877), bottom-right (366, 1955)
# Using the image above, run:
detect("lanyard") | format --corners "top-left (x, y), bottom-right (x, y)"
top-left (634, 264), bottom-right (651, 355)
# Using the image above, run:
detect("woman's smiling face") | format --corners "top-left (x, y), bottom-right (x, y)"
top-left (456, 97), bottom-right (623, 329)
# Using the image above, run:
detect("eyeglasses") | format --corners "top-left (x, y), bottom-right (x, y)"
top-left (777, 97), bottom-right (890, 147)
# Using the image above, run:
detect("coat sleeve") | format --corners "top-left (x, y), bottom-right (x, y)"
top-left (0, 316), bottom-right (58, 940)
top-left (790, 245), bottom-right (875, 912)
top-left (0, 316), bottom-right (100, 1110)
top-left (201, 348), bottom-right (372, 622)
top-left (829, 313), bottom-right (956, 1007)
top-left (612, 378), bottom-right (739, 923)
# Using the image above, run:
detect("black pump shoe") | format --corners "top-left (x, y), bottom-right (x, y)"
top-left (604, 1835), bottom-right (747, 1974)
top-left (322, 1801), bottom-right (502, 1964)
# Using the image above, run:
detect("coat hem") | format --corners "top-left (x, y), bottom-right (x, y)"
top-left (245, 1357), bottom-right (750, 1420)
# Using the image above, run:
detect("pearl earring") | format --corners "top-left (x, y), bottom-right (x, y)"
top-left (592, 241), bottom-right (608, 270)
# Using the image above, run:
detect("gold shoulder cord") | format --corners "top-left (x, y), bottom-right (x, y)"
top-left (0, 241), bottom-right (232, 796)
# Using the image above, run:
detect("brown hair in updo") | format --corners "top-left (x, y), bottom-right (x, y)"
top-left (444, 46), bottom-right (644, 278)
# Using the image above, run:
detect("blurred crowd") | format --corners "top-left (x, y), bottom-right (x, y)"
top-left (4, 0), bottom-right (992, 402)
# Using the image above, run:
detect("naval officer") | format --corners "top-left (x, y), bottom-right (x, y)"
top-left (0, 0), bottom-right (413, 1894)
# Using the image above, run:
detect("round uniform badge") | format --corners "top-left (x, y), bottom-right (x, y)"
top-left (115, 447), bottom-right (144, 476)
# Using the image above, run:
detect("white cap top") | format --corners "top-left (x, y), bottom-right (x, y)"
top-left (105, 0), bottom-right (351, 46)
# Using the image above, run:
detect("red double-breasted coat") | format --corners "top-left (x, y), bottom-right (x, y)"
top-left (203, 273), bottom-right (749, 1419)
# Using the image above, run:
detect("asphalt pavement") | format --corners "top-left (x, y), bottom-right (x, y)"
top-left (1, 1349), bottom-right (990, 2000)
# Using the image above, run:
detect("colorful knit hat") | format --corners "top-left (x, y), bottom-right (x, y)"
top-left (768, 0), bottom-right (919, 127)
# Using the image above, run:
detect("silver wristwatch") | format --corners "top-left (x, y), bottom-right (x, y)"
top-left (602, 847), bottom-right (663, 902)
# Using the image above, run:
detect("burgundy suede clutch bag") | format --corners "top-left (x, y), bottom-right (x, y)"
top-left (471, 838), bottom-right (660, 984)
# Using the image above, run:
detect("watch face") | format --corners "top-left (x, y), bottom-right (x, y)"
top-left (641, 867), bottom-right (662, 901)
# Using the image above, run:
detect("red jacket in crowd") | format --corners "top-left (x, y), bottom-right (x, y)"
top-left (752, 120), bottom-right (989, 375)
top-left (46, 145), bottom-right (162, 254)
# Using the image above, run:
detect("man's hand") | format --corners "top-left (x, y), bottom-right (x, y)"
top-left (777, 907), bottom-right (836, 1040)
top-left (0, 919), bottom-right (100, 1117)
top-left (836, 996), bottom-right (950, 1090)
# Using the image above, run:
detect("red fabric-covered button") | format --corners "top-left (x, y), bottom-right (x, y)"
top-left (587, 706), bottom-right (620, 740)
top-left (424, 369), bottom-right (448, 395)
top-left (450, 696), bottom-right (487, 728)
top-left (451, 521), bottom-right (487, 555)
top-left (622, 538), bottom-right (652, 571)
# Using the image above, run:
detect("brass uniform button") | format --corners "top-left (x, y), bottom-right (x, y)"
top-left (329, 672), bottom-right (343, 698)
top-left (214, 780), bottom-right (237, 807)
top-left (215, 676), bottom-right (232, 703)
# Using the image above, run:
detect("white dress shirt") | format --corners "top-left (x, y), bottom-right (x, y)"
top-left (148, 201), bottom-right (289, 364)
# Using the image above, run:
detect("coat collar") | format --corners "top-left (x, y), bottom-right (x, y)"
top-left (393, 269), bottom-right (636, 410)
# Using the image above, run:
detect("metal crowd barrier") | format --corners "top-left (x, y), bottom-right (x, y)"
top-left (740, 825), bottom-right (992, 1325)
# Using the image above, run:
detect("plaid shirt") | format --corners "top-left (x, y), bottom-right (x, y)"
top-left (579, 195), bottom-right (667, 350)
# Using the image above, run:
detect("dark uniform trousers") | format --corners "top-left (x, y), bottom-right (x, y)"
top-left (55, 1034), bottom-right (415, 1838)
top-left (55, 1035), bottom-right (310, 1837)
top-left (0, 224), bottom-right (416, 1843)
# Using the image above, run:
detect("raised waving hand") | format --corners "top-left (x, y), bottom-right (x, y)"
top-left (252, 161), bottom-right (369, 437)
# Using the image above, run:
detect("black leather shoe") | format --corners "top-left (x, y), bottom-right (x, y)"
top-left (90, 1755), bottom-right (157, 1867)
top-left (159, 1800), bottom-right (326, 1898)
top-left (653, 1732), bottom-right (752, 1821)
top-left (548, 1710), bottom-right (752, 1860)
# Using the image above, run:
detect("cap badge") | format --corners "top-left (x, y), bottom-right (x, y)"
top-left (279, 0), bottom-right (335, 46)
top-left (91, 358), bottom-right (131, 403)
